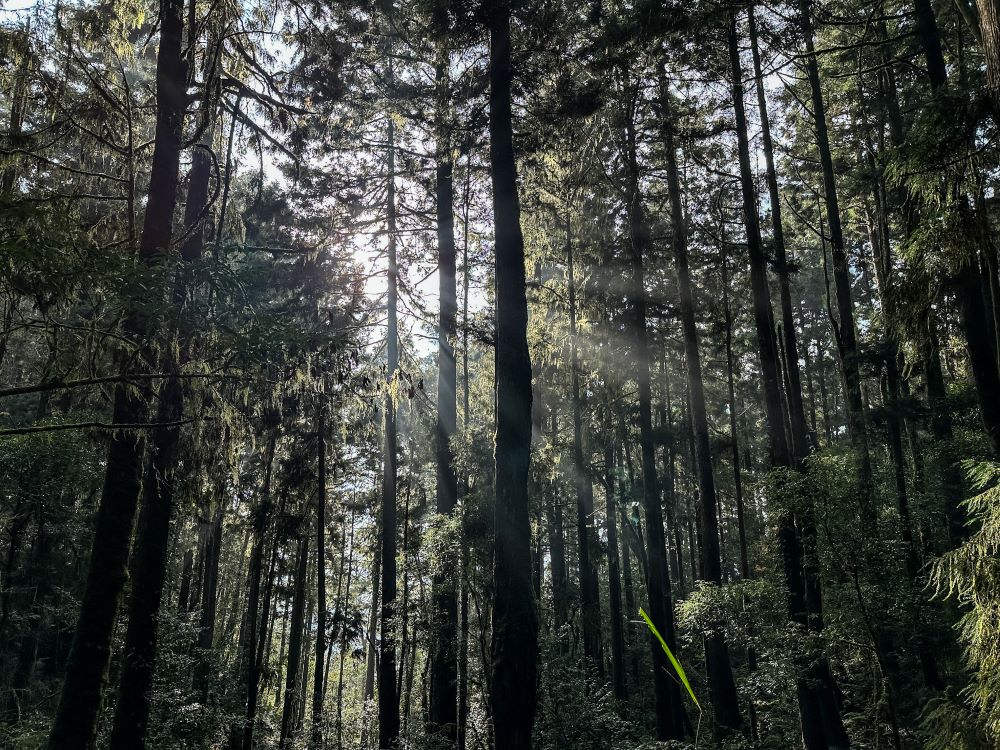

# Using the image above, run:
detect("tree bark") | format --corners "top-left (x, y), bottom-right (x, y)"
top-left (488, 2), bottom-right (539, 747)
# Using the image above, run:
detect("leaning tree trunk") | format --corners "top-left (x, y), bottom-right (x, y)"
top-left (429, 48), bottom-right (460, 746)
top-left (488, 1), bottom-right (539, 747)
top-left (660, 81), bottom-right (742, 735)
top-left (46, 2), bottom-right (186, 746)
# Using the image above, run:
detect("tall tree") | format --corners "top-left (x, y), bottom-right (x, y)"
top-left (46, 1), bottom-right (188, 745)
top-left (660, 81), bottom-right (742, 735)
top-left (488, 0), bottom-right (539, 747)
top-left (429, 46), bottom-right (460, 746)
top-left (621, 79), bottom-right (685, 741)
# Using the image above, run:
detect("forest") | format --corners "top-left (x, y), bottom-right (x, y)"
top-left (2, 0), bottom-right (1000, 747)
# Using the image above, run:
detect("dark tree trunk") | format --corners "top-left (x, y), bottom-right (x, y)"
top-left (107, 375), bottom-right (183, 750)
top-left (617, 443), bottom-right (640, 686)
top-left (488, 2), bottom-right (539, 747)
top-left (721, 254), bottom-right (750, 581)
top-left (567, 217), bottom-right (604, 678)
top-left (956, 260), bottom-right (1000, 455)
top-left (360, 527), bottom-right (381, 748)
top-left (457, 156), bottom-right (473, 750)
top-left (748, 2), bottom-right (811, 461)
top-left (734, 12), bottom-right (850, 747)
top-left (800, 0), bottom-right (873, 514)
top-left (280, 534), bottom-right (310, 750)
top-left (661, 84), bottom-right (742, 735)
top-left (194, 505), bottom-right (224, 701)
top-left (623, 84), bottom-right (685, 742)
top-left (110, 40), bottom-right (219, 742)
top-left (429, 50), bottom-right (460, 746)
top-left (238, 426), bottom-right (279, 750)
top-left (913, 0), bottom-right (948, 88)
top-left (379, 81), bottom-right (401, 750)
top-left (603, 439), bottom-right (628, 703)
top-left (727, 18), bottom-right (791, 471)
top-left (335, 515), bottom-right (355, 750)
top-left (46, 2), bottom-right (187, 746)
top-left (311, 404), bottom-right (328, 750)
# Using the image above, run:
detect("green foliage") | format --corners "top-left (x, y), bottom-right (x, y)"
top-left (929, 460), bottom-right (1000, 745)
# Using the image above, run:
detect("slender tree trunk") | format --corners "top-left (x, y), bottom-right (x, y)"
top-left (379, 63), bottom-right (401, 749)
top-left (239, 426), bottom-right (279, 750)
top-left (194, 503), bottom-right (224, 701)
top-left (429, 50), bottom-right (459, 746)
top-left (661, 85), bottom-right (742, 734)
top-left (335, 513), bottom-right (355, 750)
top-left (800, 0), bottom-right (873, 511)
top-left (457, 151), bottom-right (472, 750)
top-left (360, 528), bottom-right (380, 748)
top-left (280, 534), bottom-right (310, 749)
top-left (46, 2), bottom-right (186, 745)
top-left (311, 404), bottom-right (328, 750)
top-left (618, 441), bottom-right (641, 686)
top-left (749, 2), bottom-right (811, 460)
top-left (721, 254), bottom-right (750, 581)
top-left (567, 216), bottom-right (604, 678)
top-left (623, 83), bottom-right (685, 742)
top-left (603, 438), bottom-right (627, 703)
top-left (488, 1), bottom-right (539, 746)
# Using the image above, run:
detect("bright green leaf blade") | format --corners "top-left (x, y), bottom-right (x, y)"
top-left (639, 606), bottom-right (701, 710)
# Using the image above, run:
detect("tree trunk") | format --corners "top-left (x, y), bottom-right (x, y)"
top-left (429, 49), bottom-right (459, 746)
top-left (280, 534), bottom-right (310, 750)
top-left (488, 1), bottom-right (539, 747)
top-left (800, 0), bottom-right (873, 514)
top-left (194, 504), bottom-right (224, 701)
top-left (360, 528), bottom-right (381, 748)
top-left (721, 253), bottom-right (750, 581)
top-left (379, 71), bottom-right (401, 750)
top-left (311, 404), bottom-right (328, 749)
top-left (748, 2), bottom-right (811, 461)
top-left (107, 375), bottom-right (183, 750)
top-left (623, 83), bottom-right (685, 742)
top-left (603, 439), bottom-right (628, 703)
top-left (661, 83), bottom-right (742, 734)
top-left (46, 2), bottom-right (187, 746)
top-left (238, 426), bottom-right (279, 750)
top-left (567, 216), bottom-right (604, 678)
